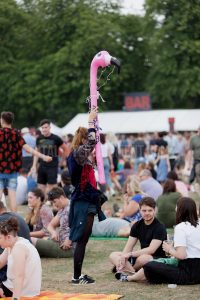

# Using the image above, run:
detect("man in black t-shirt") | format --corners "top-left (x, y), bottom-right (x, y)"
top-left (109, 197), bottom-right (167, 279)
top-left (31, 119), bottom-right (68, 195)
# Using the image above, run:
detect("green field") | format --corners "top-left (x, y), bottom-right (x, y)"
top-left (41, 238), bottom-right (200, 300)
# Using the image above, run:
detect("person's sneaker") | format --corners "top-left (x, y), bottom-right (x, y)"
top-left (115, 272), bottom-right (128, 282)
top-left (71, 274), bottom-right (95, 285)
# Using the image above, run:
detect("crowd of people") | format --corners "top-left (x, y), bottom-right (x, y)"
top-left (0, 110), bottom-right (200, 298)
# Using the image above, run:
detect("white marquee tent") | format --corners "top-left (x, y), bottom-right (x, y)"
top-left (51, 109), bottom-right (200, 136)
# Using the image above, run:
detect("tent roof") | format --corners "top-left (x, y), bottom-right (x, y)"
top-left (52, 109), bottom-right (200, 136)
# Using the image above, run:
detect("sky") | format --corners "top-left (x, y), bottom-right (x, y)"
top-left (120, 0), bottom-right (145, 15)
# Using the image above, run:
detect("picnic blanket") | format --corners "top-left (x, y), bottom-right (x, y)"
top-left (2, 291), bottom-right (123, 300)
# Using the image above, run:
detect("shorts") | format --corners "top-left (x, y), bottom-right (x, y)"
top-left (37, 165), bottom-right (58, 185)
top-left (0, 173), bottom-right (18, 191)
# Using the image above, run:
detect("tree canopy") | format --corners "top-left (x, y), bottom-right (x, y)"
top-left (0, 0), bottom-right (199, 127)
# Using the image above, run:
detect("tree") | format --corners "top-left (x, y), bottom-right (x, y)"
top-left (0, 0), bottom-right (148, 126)
top-left (144, 0), bottom-right (200, 108)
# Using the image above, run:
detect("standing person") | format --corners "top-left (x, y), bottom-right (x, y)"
top-left (155, 146), bottom-right (171, 184)
top-left (188, 125), bottom-right (200, 186)
top-left (100, 133), bottom-right (114, 197)
top-left (164, 131), bottom-right (179, 170)
top-left (132, 134), bottom-right (147, 172)
top-left (0, 217), bottom-right (41, 298)
top-left (67, 107), bottom-right (106, 285)
top-left (127, 197), bottom-right (200, 285)
top-left (110, 197), bottom-right (167, 281)
top-left (31, 119), bottom-right (68, 195)
top-left (21, 127), bottom-right (36, 171)
top-left (0, 112), bottom-right (52, 212)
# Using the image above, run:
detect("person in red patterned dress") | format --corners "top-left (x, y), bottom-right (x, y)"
top-left (0, 112), bottom-right (52, 212)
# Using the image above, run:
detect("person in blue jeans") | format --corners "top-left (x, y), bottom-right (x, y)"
top-left (0, 111), bottom-right (51, 212)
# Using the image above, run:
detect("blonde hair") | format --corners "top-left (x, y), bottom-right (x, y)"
top-left (128, 175), bottom-right (145, 195)
top-left (71, 127), bottom-right (88, 150)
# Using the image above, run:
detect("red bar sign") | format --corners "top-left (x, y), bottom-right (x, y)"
top-left (124, 93), bottom-right (151, 111)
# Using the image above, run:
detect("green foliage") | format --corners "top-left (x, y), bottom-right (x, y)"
top-left (145, 0), bottom-right (200, 108)
top-left (0, 0), bottom-right (199, 128)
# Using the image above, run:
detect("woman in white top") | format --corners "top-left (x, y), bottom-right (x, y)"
top-left (120, 197), bottom-right (200, 284)
top-left (0, 217), bottom-right (41, 299)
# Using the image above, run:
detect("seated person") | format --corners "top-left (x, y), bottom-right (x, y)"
top-left (109, 197), bottom-right (167, 278)
top-left (117, 175), bottom-right (145, 223)
top-left (139, 169), bottom-right (163, 200)
top-left (0, 201), bottom-right (31, 282)
top-left (157, 179), bottom-right (181, 228)
top-left (25, 188), bottom-right (53, 242)
top-left (34, 187), bottom-right (73, 258)
top-left (0, 201), bottom-right (31, 242)
top-left (16, 168), bottom-right (28, 205)
top-left (58, 169), bottom-right (74, 199)
top-left (92, 217), bottom-right (131, 238)
top-left (0, 217), bottom-right (41, 298)
top-left (115, 161), bottom-right (135, 187)
top-left (167, 171), bottom-right (189, 197)
top-left (122, 197), bottom-right (200, 284)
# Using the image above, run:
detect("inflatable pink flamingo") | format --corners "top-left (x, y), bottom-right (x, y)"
top-left (90, 50), bottom-right (120, 184)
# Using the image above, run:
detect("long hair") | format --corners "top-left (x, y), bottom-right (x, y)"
top-left (26, 188), bottom-right (45, 225)
top-left (71, 127), bottom-right (88, 150)
top-left (176, 197), bottom-right (199, 227)
top-left (128, 175), bottom-right (145, 195)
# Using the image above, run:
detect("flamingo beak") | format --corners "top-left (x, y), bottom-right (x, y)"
top-left (111, 57), bottom-right (121, 74)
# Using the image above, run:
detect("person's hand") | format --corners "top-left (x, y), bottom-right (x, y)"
top-left (116, 253), bottom-right (131, 271)
top-left (30, 166), bottom-right (36, 174)
top-left (51, 232), bottom-right (59, 241)
top-left (43, 155), bottom-right (52, 162)
top-left (162, 241), bottom-right (173, 253)
top-left (117, 255), bottom-right (126, 271)
top-left (110, 163), bottom-right (114, 171)
top-left (60, 239), bottom-right (72, 250)
top-left (88, 107), bottom-right (98, 123)
top-left (0, 288), bottom-right (5, 297)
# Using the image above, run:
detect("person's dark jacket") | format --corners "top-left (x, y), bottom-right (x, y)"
top-left (67, 130), bottom-right (106, 242)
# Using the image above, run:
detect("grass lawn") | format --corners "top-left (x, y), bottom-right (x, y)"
top-left (18, 191), bottom-right (200, 299)
top-left (41, 238), bottom-right (200, 300)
